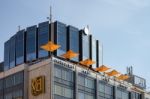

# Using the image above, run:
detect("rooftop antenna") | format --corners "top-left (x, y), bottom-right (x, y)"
top-left (47, 6), bottom-right (53, 23)
top-left (131, 66), bottom-right (133, 75)
top-left (18, 25), bottom-right (21, 31)
top-left (50, 6), bottom-right (52, 23)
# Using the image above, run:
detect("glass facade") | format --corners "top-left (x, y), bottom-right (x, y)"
top-left (3, 21), bottom-right (101, 71)
top-left (68, 26), bottom-right (79, 62)
top-left (54, 64), bottom-right (74, 99)
top-left (116, 87), bottom-right (129, 99)
top-left (98, 41), bottom-right (103, 66)
top-left (131, 92), bottom-right (141, 99)
top-left (26, 25), bottom-right (37, 62)
top-left (82, 33), bottom-right (90, 60)
top-left (2, 71), bottom-right (24, 99)
top-left (9, 35), bottom-right (16, 68)
top-left (16, 30), bottom-right (25, 65)
top-left (54, 21), bottom-right (67, 56)
top-left (78, 74), bottom-right (95, 99)
top-left (4, 40), bottom-right (10, 71)
top-left (38, 21), bottom-right (50, 58)
top-left (90, 36), bottom-right (97, 68)
top-left (0, 78), bottom-right (3, 99)
top-left (98, 81), bottom-right (113, 99)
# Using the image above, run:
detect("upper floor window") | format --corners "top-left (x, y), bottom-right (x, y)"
top-left (98, 82), bottom-right (113, 99)
top-left (78, 74), bottom-right (95, 89)
top-left (54, 64), bottom-right (74, 82)
top-left (116, 88), bottom-right (128, 99)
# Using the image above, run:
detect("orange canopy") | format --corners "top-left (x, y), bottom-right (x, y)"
top-left (106, 70), bottom-right (120, 76)
top-left (41, 41), bottom-right (60, 52)
top-left (95, 65), bottom-right (110, 72)
top-left (117, 74), bottom-right (129, 80)
top-left (61, 50), bottom-right (79, 59)
top-left (79, 59), bottom-right (95, 67)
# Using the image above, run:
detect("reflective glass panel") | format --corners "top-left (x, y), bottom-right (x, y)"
top-left (38, 21), bottom-right (49, 58)
top-left (4, 40), bottom-right (10, 71)
top-left (9, 36), bottom-right (16, 68)
top-left (26, 25), bottom-right (37, 61)
top-left (82, 34), bottom-right (90, 60)
top-left (68, 26), bottom-right (79, 61)
top-left (55, 22), bottom-right (67, 56)
top-left (16, 30), bottom-right (25, 65)
top-left (92, 37), bottom-right (97, 68)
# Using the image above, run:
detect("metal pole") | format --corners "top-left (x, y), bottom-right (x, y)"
top-left (50, 6), bottom-right (52, 23)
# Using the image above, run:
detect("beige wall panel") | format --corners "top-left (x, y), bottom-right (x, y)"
top-left (28, 61), bottom-right (51, 99)
top-left (0, 64), bottom-right (25, 79)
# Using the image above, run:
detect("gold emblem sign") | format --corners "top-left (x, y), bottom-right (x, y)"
top-left (31, 76), bottom-right (45, 96)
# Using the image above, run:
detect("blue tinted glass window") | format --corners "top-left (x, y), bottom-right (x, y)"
top-left (0, 79), bottom-right (4, 99)
top-left (69, 26), bottom-right (79, 62)
top-left (54, 64), bottom-right (74, 99)
top-left (54, 84), bottom-right (73, 99)
top-left (4, 71), bottom-right (24, 99)
top-left (13, 89), bottom-right (23, 99)
top-left (5, 76), bottom-right (14, 88)
top-left (83, 34), bottom-right (90, 60)
top-left (4, 93), bottom-right (12, 99)
top-left (78, 75), bottom-right (95, 89)
top-left (92, 38), bottom-right (97, 68)
top-left (78, 74), bottom-right (95, 99)
top-left (99, 82), bottom-right (113, 99)
top-left (56, 22), bottom-right (67, 56)
top-left (4, 40), bottom-right (10, 71)
top-left (54, 64), bottom-right (74, 82)
top-left (9, 36), bottom-right (16, 68)
top-left (98, 41), bottom-right (103, 66)
top-left (16, 30), bottom-right (25, 65)
top-left (26, 26), bottom-right (37, 61)
top-left (79, 92), bottom-right (85, 99)
top-left (38, 21), bottom-right (49, 58)
top-left (116, 88), bottom-right (129, 99)
top-left (14, 72), bottom-right (24, 85)
top-left (0, 79), bottom-right (3, 91)
top-left (131, 92), bottom-right (141, 99)
top-left (79, 91), bottom-right (94, 99)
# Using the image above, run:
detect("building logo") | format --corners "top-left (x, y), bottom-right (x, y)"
top-left (31, 76), bottom-right (45, 96)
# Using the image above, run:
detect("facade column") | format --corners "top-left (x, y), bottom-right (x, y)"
top-left (113, 86), bottom-right (117, 99)
top-left (50, 58), bottom-right (54, 99)
top-left (24, 65), bottom-right (28, 99)
top-left (96, 74), bottom-right (99, 99)
top-left (75, 66), bottom-right (78, 99)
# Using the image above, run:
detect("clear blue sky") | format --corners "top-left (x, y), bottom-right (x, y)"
top-left (0, 0), bottom-right (150, 88)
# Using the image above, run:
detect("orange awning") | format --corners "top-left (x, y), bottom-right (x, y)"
top-left (117, 75), bottom-right (129, 80)
top-left (106, 70), bottom-right (120, 76)
top-left (41, 41), bottom-right (60, 52)
top-left (61, 50), bottom-right (79, 59)
top-left (79, 59), bottom-right (95, 67)
top-left (95, 65), bottom-right (110, 72)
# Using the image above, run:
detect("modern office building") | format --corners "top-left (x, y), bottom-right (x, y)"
top-left (0, 20), bottom-right (148, 99)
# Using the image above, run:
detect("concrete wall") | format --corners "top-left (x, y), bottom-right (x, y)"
top-left (28, 59), bottom-right (52, 99)
top-left (0, 64), bottom-right (25, 79)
